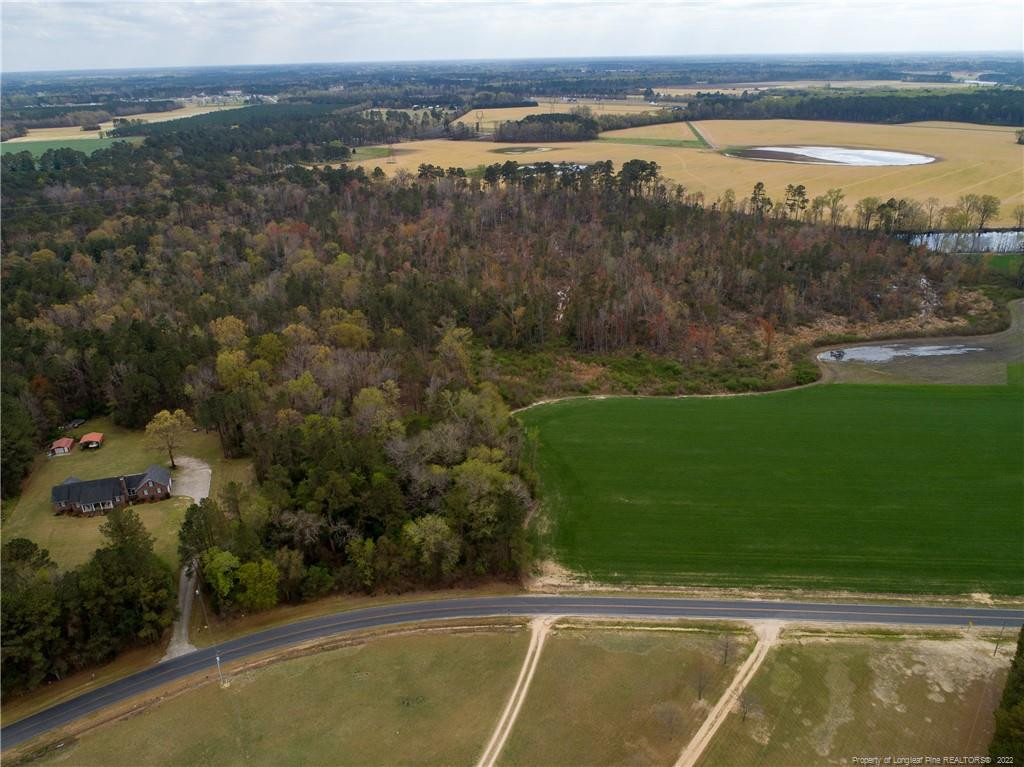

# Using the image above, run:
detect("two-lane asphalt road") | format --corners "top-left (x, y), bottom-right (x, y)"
top-left (3, 595), bottom-right (1022, 750)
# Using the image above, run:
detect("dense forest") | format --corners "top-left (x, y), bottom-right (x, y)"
top-left (0, 93), bottom-right (1003, 692)
top-left (109, 102), bottom-right (456, 163)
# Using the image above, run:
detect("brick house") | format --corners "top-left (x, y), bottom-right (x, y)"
top-left (51, 465), bottom-right (173, 516)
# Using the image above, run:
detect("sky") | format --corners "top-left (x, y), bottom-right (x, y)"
top-left (2, 0), bottom-right (1022, 73)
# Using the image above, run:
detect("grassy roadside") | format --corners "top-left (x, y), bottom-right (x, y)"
top-left (17, 626), bottom-right (531, 767)
top-left (188, 582), bottom-right (526, 648)
top-left (0, 644), bottom-right (167, 727)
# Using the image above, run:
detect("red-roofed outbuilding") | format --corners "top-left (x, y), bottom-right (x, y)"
top-left (79, 432), bottom-right (105, 449)
top-left (49, 437), bottom-right (75, 457)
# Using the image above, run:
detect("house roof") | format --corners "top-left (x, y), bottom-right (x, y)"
top-left (51, 465), bottom-right (172, 505)
top-left (79, 432), bottom-right (104, 444)
top-left (51, 437), bottom-right (75, 449)
top-left (52, 476), bottom-right (124, 505)
top-left (139, 465), bottom-right (172, 487)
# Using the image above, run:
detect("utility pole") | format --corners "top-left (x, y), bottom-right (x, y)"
top-left (194, 566), bottom-right (229, 687)
top-left (994, 622), bottom-right (1006, 657)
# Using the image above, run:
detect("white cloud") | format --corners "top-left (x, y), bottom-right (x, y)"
top-left (2, 0), bottom-right (1021, 72)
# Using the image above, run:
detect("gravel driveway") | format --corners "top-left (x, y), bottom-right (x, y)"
top-left (162, 454), bottom-right (212, 662)
top-left (171, 455), bottom-right (212, 501)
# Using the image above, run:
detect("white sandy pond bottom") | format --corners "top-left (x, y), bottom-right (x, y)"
top-left (728, 146), bottom-right (936, 166)
top-left (818, 344), bottom-right (986, 363)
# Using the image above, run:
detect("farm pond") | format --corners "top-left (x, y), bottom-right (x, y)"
top-left (816, 300), bottom-right (1022, 385)
top-left (726, 145), bottom-right (936, 166)
top-left (818, 344), bottom-right (986, 363)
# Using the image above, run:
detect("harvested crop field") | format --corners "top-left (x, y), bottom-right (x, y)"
top-left (519, 383), bottom-right (1024, 594)
top-left (33, 628), bottom-right (530, 767)
top-left (349, 119), bottom-right (1023, 225)
top-left (499, 621), bottom-right (753, 767)
top-left (696, 633), bottom-right (1014, 766)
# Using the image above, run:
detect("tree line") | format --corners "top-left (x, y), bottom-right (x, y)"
top-left (989, 627), bottom-right (1024, 763)
top-left (1, 515), bottom-right (176, 696)
top-left (672, 87), bottom-right (1023, 127)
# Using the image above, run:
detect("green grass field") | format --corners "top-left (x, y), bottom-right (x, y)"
top-left (348, 145), bottom-right (392, 161)
top-left (597, 136), bottom-right (704, 148)
top-left (597, 122), bottom-right (709, 149)
top-left (520, 383), bottom-right (1024, 594)
top-left (0, 138), bottom-right (141, 157)
top-left (33, 629), bottom-right (529, 767)
top-left (499, 622), bottom-right (752, 767)
top-left (984, 253), bottom-right (1024, 277)
top-left (1, 417), bottom-right (252, 570)
top-left (697, 635), bottom-right (1012, 766)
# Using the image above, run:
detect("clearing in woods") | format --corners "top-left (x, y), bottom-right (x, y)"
top-left (497, 621), bottom-right (754, 767)
top-left (518, 382), bottom-right (1024, 594)
top-left (695, 631), bottom-right (1014, 766)
top-left (348, 119), bottom-right (1023, 225)
top-left (0, 417), bottom-right (252, 570)
top-left (30, 628), bottom-right (530, 767)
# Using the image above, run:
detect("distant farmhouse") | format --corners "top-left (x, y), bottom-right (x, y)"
top-left (51, 466), bottom-right (172, 516)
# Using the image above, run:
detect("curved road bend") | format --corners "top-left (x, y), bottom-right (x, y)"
top-left (4, 595), bottom-right (1023, 750)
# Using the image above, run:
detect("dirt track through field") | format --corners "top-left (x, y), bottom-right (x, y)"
top-left (673, 621), bottom-right (782, 767)
top-left (475, 616), bottom-right (558, 767)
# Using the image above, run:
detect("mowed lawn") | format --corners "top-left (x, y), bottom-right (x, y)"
top-left (34, 629), bottom-right (529, 767)
top-left (520, 384), bottom-right (1024, 594)
top-left (1, 417), bottom-right (252, 570)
